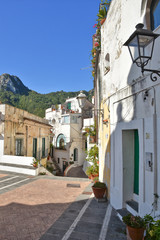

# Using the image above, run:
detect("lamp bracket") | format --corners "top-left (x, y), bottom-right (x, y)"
top-left (142, 68), bottom-right (160, 81)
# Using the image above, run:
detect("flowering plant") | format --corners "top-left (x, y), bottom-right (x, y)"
top-left (94, 42), bottom-right (99, 47)
top-left (32, 158), bottom-right (39, 167)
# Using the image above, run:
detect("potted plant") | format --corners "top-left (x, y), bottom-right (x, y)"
top-left (97, 7), bottom-right (107, 25)
top-left (85, 145), bottom-right (99, 180)
top-left (92, 181), bottom-right (107, 199)
top-left (97, 0), bottom-right (111, 25)
top-left (32, 158), bottom-right (39, 168)
top-left (122, 214), bottom-right (146, 240)
top-left (91, 48), bottom-right (96, 57)
top-left (86, 164), bottom-right (99, 181)
top-left (84, 124), bottom-right (96, 143)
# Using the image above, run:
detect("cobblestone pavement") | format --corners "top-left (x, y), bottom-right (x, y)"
top-left (0, 172), bottom-right (126, 240)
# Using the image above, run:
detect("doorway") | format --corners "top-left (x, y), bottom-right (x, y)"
top-left (16, 139), bottom-right (23, 156)
top-left (134, 130), bottom-right (139, 196)
top-left (122, 130), bottom-right (139, 205)
top-left (63, 161), bottom-right (68, 172)
top-left (73, 148), bottom-right (78, 162)
top-left (33, 138), bottom-right (37, 159)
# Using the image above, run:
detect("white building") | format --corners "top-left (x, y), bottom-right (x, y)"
top-left (95, 0), bottom-right (160, 217)
top-left (45, 94), bottom-right (93, 173)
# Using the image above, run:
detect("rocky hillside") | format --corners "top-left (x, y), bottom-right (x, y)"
top-left (0, 73), bottom-right (30, 95)
top-left (0, 73), bottom-right (93, 117)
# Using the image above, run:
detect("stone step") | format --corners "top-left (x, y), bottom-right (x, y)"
top-left (52, 158), bottom-right (62, 173)
top-left (126, 200), bottom-right (138, 216)
top-left (117, 208), bottom-right (131, 221)
top-left (117, 199), bottom-right (139, 222)
top-left (0, 162), bottom-right (38, 176)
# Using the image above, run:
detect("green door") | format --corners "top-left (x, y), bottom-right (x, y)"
top-left (33, 138), bottom-right (37, 159)
top-left (16, 139), bottom-right (23, 156)
top-left (42, 138), bottom-right (45, 157)
top-left (67, 102), bottom-right (71, 110)
top-left (134, 130), bottom-right (139, 195)
top-left (74, 148), bottom-right (78, 161)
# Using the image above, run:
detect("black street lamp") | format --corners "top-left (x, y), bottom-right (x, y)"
top-left (124, 23), bottom-right (160, 81)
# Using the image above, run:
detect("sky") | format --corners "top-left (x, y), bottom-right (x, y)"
top-left (0, 0), bottom-right (100, 94)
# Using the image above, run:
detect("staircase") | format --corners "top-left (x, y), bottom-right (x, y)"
top-left (52, 158), bottom-right (63, 176)
top-left (0, 155), bottom-right (39, 176)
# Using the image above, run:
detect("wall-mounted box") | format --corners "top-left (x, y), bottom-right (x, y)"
top-left (145, 152), bottom-right (153, 171)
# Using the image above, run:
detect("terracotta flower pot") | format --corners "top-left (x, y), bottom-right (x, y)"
top-left (92, 186), bottom-right (106, 199)
top-left (100, 18), bottom-right (106, 25)
top-left (127, 226), bottom-right (144, 240)
top-left (90, 174), bottom-right (99, 182)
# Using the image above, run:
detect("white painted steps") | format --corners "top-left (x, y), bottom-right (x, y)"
top-left (0, 155), bottom-right (38, 176)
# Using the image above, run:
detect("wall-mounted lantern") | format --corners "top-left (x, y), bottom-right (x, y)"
top-left (77, 91), bottom-right (103, 118)
top-left (77, 91), bottom-right (87, 109)
top-left (124, 23), bottom-right (160, 81)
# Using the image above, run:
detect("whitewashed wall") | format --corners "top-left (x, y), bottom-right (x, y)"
top-left (45, 98), bottom-right (86, 171)
top-left (98, 0), bottom-right (160, 216)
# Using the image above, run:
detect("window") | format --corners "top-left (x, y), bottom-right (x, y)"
top-left (49, 118), bottom-right (56, 125)
top-left (16, 139), bottom-right (23, 156)
top-left (104, 53), bottom-right (110, 75)
top-left (62, 116), bottom-right (70, 124)
top-left (33, 138), bottom-right (37, 158)
top-left (85, 140), bottom-right (87, 151)
top-left (52, 118), bottom-right (56, 124)
top-left (71, 116), bottom-right (77, 123)
top-left (60, 138), bottom-right (65, 148)
top-left (67, 102), bottom-right (71, 110)
top-left (42, 138), bottom-right (45, 157)
top-left (150, 0), bottom-right (160, 30)
top-left (74, 148), bottom-right (78, 161)
top-left (56, 134), bottom-right (66, 149)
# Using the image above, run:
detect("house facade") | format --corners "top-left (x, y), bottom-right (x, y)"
top-left (0, 104), bottom-right (52, 174)
top-left (94, 0), bottom-right (160, 216)
top-left (45, 95), bottom-right (93, 173)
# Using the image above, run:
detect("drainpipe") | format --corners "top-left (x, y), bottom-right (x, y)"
top-left (39, 128), bottom-right (41, 163)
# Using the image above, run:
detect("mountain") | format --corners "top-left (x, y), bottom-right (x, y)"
top-left (0, 73), bottom-right (93, 118)
top-left (0, 73), bottom-right (30, 95)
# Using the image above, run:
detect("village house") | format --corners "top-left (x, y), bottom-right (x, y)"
top-left (45, 92), bottom-right (93, 174)
top-left (94, 0), bottom-right (160, 217)
top-left (0, 104), bottom-right (52, 175)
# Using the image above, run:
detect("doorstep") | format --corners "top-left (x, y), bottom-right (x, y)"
top-left (126, 199), bottom-right (138, 216)
top-left (117, 199), bottom-right (139, 221)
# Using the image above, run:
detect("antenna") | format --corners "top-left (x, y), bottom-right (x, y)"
top-left (80, 66), bottom-right (92, 70)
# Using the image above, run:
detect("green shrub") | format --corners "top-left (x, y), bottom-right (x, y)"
top-left (92, 181), bottom-right (106, 188)
top-left (122, 214), bottom-right (145, 228)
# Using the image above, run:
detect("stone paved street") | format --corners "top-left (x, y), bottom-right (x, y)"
top-left (0, 172), bottom-right (126, 240)
top-left (0, 173), bottom-right (89, 240)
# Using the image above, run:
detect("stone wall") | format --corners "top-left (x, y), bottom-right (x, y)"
top-left (1, 104), bottom-right (51, 159)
